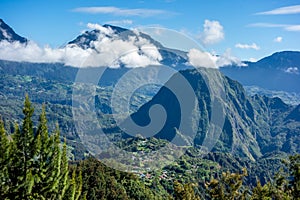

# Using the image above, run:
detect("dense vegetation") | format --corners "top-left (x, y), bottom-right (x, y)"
top-left (0, 96), bottom-right (299, 199)
top-left (0, 95), bottom-right (82, 200)
top-left (0, 96), bottom-right (166, 199)
top-left (205, 154), bottom-right (300, 200)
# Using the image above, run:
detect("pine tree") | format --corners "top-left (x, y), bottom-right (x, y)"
top-left (0, 118), bottom-right (11, 199)
top-left (0, 96), bottom-right (83, 199)
top-left (59, 139), bottom-right (71, 200)
top-left (10, 94), bottom-right (36, 199)
top-left (31, 109), bottom-right (63, 199)
top-left (7, 123), bottom-right (21, 199)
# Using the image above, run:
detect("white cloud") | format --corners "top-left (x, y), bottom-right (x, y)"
top-left (274, 36), bottom-right (283, 43)
top-left (0, 40), bottom-right (96, 67)
top-left (105, 20), bottom-right (133, 26)
top-left (285, 25), bottom-right (300, 31)
top-left (119, 50), bottom-right (161, 67)
top-left (72, 6), bottom-right (175, 17)
top-left (249, 23), bottom-right (286, 28)
top-left (249, 23), bottom-right (300, 32)
top-left (200, 20), bottom-right (224, 45)
top-left (216, 49), bottom-right (247, 67)
top-left (187, 49), bottom-right (217, 68)
top-left (140, 46), bottom-right (162, 61)
top-left (285, 67), bottom-right (299, 74)
top-left (256, 5), bottom-right (300, 15)
top-left (86, 23), bottom-right (114, 35)
top-left (248, 58), bottom-right (258, 62)
top-left (235, 43), bottom-right (260, 50)
top-left (187, 48), bottom-right (245, 68)
top-left (0, 23), bottom-right (163, 68)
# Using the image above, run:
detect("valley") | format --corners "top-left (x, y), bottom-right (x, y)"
top-left (0, 16), bottom-right (299, 199)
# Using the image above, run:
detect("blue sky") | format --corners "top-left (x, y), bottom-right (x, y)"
top-left (1, 0), bottom-right (300, 61)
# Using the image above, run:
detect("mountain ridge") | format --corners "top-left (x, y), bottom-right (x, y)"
top-left (0, 20), bottom-right (299, 161)
top-left (0, 19), bottom-right (27, 44)
top-left (124, 68), bottom-right (300, 160)
top-left (221, 51), bottom-right (300, 93)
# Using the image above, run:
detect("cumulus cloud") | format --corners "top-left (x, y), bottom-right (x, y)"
top-left (285, 67), bottom-right (299, 74)
top-left (256, 5), bottom-right (300, 15)
top-left (274, 36), bottom-right (283, 43)
top-left (200, 20), bottom-right (224, 45)
top-left (216, 49), bottom-right (246, 67)
top-left (235, 43), bottom-right (260, 50)
top-left (187, 49), bottom-right (217, 68)
top-left (187, 48), bottom-right (245, 68)
top-left (0, 23), bottom-right (163, 68)
top-left (0, 40), bottom-right (96, 67)
top-left (72, 6), bottom-right (176, 17)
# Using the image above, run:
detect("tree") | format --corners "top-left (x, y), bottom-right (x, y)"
top-left (250, 155), bottom-right (300, 200)
top-left (251, 179), bottom-right (272, 200)
top-left (205, 168), bottom-right (248, 200)
top-left (9, 94), bottom-right (36, 199)
top-left (0, 95), bottom-right (82, 199)
top-left (0, 118), bottom-right (11, 199)
top-left (270, 170), bottom-right (291, 200)
top-left (174, 180), bottom-right (201, 200)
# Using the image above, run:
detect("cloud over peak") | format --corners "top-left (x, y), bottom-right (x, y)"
top-left (0, 22), bottom-right (244, 69)
top-left (0, 23), bottom-right (163, 68)
top-left (86, 23), bottom-right (114, 35)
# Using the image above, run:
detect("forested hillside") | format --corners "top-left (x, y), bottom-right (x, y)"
top-left (1, 97), bottom-right (299, 199)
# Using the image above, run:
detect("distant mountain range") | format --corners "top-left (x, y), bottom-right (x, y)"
top-left (0, 18), bottom-right (299, 104)
top-left (0, 19), bottom-right (299, 161)
top-left (220, 51), bottom-right (300, 93)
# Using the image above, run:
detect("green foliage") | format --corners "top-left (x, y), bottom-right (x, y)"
top-left (0, 96), bottom-right (82, 200)
top-left (250, 156), bottom-right (299, 200)
top-left (251, 180), bottom-right (272, 200)
top-left (205, 156), bottom-right (300, 200)
top-left (289, 154), bottom-right (300, 199)
top-left (173, 181), bottom-right (201, 200)
top-left (74, 157), bottom-right (169, 200)
top-left (205, 168), bottom-right (248, 200)
top-left (0, 118), bottom-right (11, 199)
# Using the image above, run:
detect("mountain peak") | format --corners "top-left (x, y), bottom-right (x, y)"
top-left (0, 19), bottom-right (27, 44)
top-left (68, 23), bottom-right (163, 50)
top-left (102, 24), bottom-right (129, 34)
top-left (255, 51), bottom-right (300, 69)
